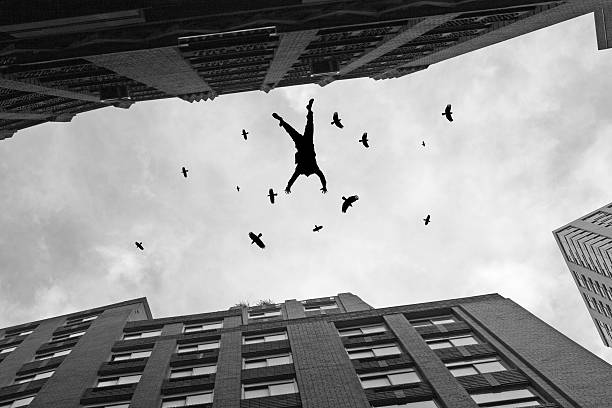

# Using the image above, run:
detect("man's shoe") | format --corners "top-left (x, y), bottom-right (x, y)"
top-left (272, 112), bottom-right (283, 126)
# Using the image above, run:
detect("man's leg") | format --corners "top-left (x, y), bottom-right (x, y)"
top-left (273, 113), bottom-right (301, 145)
top-left (303, 99), bottom-right (314, 143)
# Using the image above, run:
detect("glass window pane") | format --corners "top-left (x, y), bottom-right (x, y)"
top-left (198, 342), bottom-right (219, 350)
top-left (244, 336), bottom-right (264, 344)
top-left (170, 369), bottom-right (191, 379)
top-left (268, 356), bottom-right (292, 366)
top-left (161, 399), bottom-right (186, 407)
top-left (34, 371), bottom-right (54, 380)
top-left (193, 365), bottom-right (216, 375)
top-left (431, 318), bottom-right (456, 325)
top-left (123, 333), bottom-right (140, 340)
top-left (117, 375), bottom-right (141, 384)
top-left (12, 397), bottom-right (35, 407)
top-left (361, 325), bottom-right (386, 334)
top-left (428, 341), bottom-right (452, 349)
top-left (244, 387), bottom-right (270, 399)
top-left (265, 334), bottom-right (287, 342)
top-left (269, 382), bottom-right (297, 395)
top-left (349, 350), bottom-right (374, 359)
top-left (97, 379), bottom-right (117, 387)
top-left (374, 346), bottom-right (401, 357)
top-left (112, 354), bottom-right (130, 361)
top-left (339, 329), bottom-right (362, 337)
top-left (178, 346), bottom-right (197, 353)
top-left (186, 393), bottom-right (213, 404)
top-left (404, 401), bottom-right (439, 408)
top-left (55, 350), bottom-right (71, 356)
top-left (132, 351), bottom-right (152, 359)
top-left (449, 366), bottom-right (478, 377)
top-left (388, 371), bottom-right (420, 385)
top-left (450, 336), bottom-right (478, 347)
top-left (471, 389), bottom-right (535, 404)
top-left (361, 377), bottom-right (391, 388)
top-left (475, 361), bottom-right (506, 374)
top-left (244, 359), bottom-right (268, 369)
top-left (141, 331), bottom-right (161, 338)
top-left (486, 401), bottom-right (541, 408)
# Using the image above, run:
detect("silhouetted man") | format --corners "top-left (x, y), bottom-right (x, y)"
top-left (272, 98), bottom-right (327, 194)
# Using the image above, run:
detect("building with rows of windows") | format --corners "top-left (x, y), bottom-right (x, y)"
top-left (554, 202), bottom-right (612, 347)
top-left (1, 292), bottom-right (611, 408)
top-left (1, 0), bottom-right (612, 139)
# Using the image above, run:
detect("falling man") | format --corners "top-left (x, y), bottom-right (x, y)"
top-left (272, 98), bottom-right (327, 194)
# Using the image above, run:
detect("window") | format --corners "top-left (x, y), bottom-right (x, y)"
top-left (410, 316), bottom-right (457, 328)
top-left (183, 322), bottom-right (223, 333)
top-left (85, 404), bottom-right (130, 408)
top-left (170, 364), bottom-right (217, 379)
top-left (96, 374), bottom-right (141, 388)
top-left (338, 324), bottom-right (386, 337)
top-left (243, 379), bottom-right (298, 399)
top-left (470, 389), bottom-right (540, 407)
top-left (425, 334), bottom-right (478, 350)
top-left (0, 396), bottom-right (35, 407)
top-left (359, 368), bottom-right (420, 389)
top-left (34, 349), bottom-right (71, 360)
top-left (243, 353), bottom-right (292, 369)
top-left (243, 332), bottom-right (287, 345)
top-left (177, 341), bottom-right (220, 354)
top-left (445, 357), bottom-right (506, 377)
top-left (304, 303), bottom-right (337, 312)
top-left (248, 310), bottom-right (281, 319)
top-left (161, 392), bottom-right (213, 407)
top-left (111, 350), bottom-right (152, 361)
top-left (376, 401), bottom-right (438, 408)
top-left (14, 370), bottom-right (54, 384)
top-left (0, 346), bottom-right (17, 354)
top-left (67, 315), bottom-right (97, 325)
top-left (51, 331), bottom-right (86, 342)
top-left (123, 330), bottom-right (161, 340)
top-left (346, 344), bottom-right (401, 359)
top-left (6, 330), bottom-right (33, 337)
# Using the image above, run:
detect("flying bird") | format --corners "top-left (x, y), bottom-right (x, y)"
top-left (422, 141), bottom-right (426, 147)
top-left (242, 129), bottom-right (249, 140)
top-left (268, 188), bottom-right (277, 204)
top-left (236, 186), bottom-right (240, 192)
top-left (442, 104), bottom-right (453, 122)
top-left (423, 215), bottom-right (431, 225)
top-left (313, 225), bottom-right (323, 232)
top-left (341, 195), bottom-right (359, 213)
top-left (331, 112), bottom-right (343, 128)
top-left (135, 242), bottom-right (144, 250)
top-left (249, 232), bottom-right (265, 249)
top-left (181, 167), bottom-right (188, 178)
top-left (359, 132), bottom-right (369, 148)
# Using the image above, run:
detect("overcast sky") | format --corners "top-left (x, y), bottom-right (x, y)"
top-left (1, 14), bottom-right (612, 362)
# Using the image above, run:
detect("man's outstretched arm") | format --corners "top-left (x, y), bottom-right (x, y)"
top-left (285, 169), bottom-right (300, 194)
top-left (315, 169), bottom-right (327, 193)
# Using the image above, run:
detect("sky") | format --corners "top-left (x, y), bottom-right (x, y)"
top-left (1, 13), bottom-right (612, 363)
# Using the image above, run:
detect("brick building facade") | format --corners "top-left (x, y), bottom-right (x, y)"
top-left (1, 293), bottom-right (611, 407)
top-left (554, 202), bottom-right (612, 347)
top-left (1, 0), bottom-right (612, 139)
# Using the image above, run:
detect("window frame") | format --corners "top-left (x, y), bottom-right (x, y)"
top-left (34, 349), bottom-right (71, 360)
top-left (248, 310), bottom-right (282, 319)
top-left (469, 387), bottom-right (541, 407)
top-left (337, 324), bottom-right (387, 337)
top-left (303, 303), bottom-right (338, 312)
top-left (0, 396), bottom-right (35, 408)
top-left (243, 352), bottom-right (293, 369)
top-left (14, 370), bottom-right (55, 384)
top-left (51, 331), bottom-right (86, 342)
top-left (176, 340), bottom-right (220, 354)
top-left (358, 368), bottom-right (421, 389)
top-left (445, 357), bottom-right (507, 377)
top-left (169, 364), bottom-right (217, 379)
top-left (111, 350), bottom-right (152, 362)
top-left (425, 334), bottom-right (479, 349)
top-left (410, 316), bottom-right (457, 328)
top-left (242, 331), bottom-right (288, 345)
top-left (122, 330), bottom-right (162, 340)
top-left (95, 374), bottom-right (142, 388)
top-left (183, 322), bottom-right (223, 333)
top-left (160, 391), bottom-right (214, 407)
top-left (0, 346), bottom-right (17, 354)
top-left (345, 343), bottom-right (401, 360)
top-left (242, 379), bottom-right (299, 399)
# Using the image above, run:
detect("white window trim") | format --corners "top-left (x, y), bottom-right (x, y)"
top-left (346, 344), bottom-right (401, 359)
top-left (242, 379), bottom-right (298, 399)
top-left (242, 332), bottom-right (288, 345)
top-left (0, 396), bottom-right (35, 408)
top-left (111, 350), bottom-right (152, 361)
top-left (51, 331), bottom-right (86, 342)
top-left (0, 346), bottom-right (17, 354)
top-left (426, 334), bottom-right (478, 347)
top-left (243, 353), bottom-right (293, 369)
top-left (34, 349), bottom-right (71, 360)
top-left (358, 368), bottom-right (421, 388)
top-left (410, 316), bottom-right (457, 328)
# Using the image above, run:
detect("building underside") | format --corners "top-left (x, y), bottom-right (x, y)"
top-left (0, 0), bottom-right (611, 139)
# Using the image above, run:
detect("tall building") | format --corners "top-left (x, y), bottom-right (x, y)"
top-left (1, 0), bottom-right (612, 139)
top-left (1, 292), bottom-right (611, 408)
top-left (553, 202), bottom-right (612, 347)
